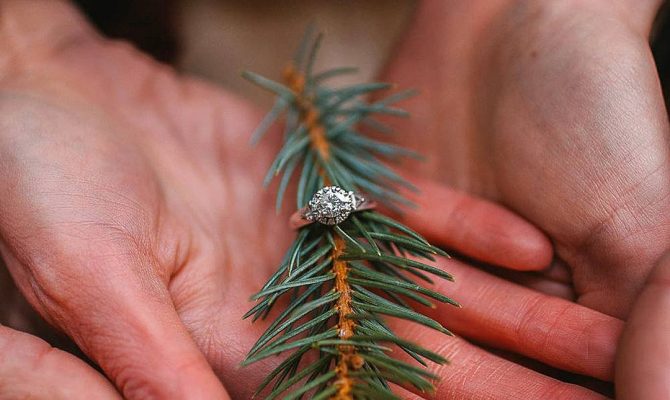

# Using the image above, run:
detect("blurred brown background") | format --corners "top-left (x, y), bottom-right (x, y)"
top-left (70, 0), bottom-right (670, 105)
top-left (73, 0), bottom-right (415, 107)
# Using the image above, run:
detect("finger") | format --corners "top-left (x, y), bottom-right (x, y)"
top-left (1, 245), bottom-right (230, 400)
top-left (504, 272), bottom-right (576, 300)
top-left (542, 258), bottom-right (573, 284)
top-left (0, 324), bottom-right (121, 399)
top-left (398, 176), bottom-right (553, 271)
top-left (390, 322), bottom-right (610, 400)
top-left (486, 267), bottom-right (576, 300)
top-left (616, 252), bottom-right (670, 399)
top-left (478, 257), bottom-right (575, 299)
top-left (422, 257), bottom-right (621, 381)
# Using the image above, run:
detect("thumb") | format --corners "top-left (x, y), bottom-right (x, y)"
top-left (0, 324), bottom-right (121, 399)
top-left (616, 251), bottom-right (670, 400)
top-left (1, 243), bottom-right (230, 400)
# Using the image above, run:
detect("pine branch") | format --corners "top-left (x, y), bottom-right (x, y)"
top-left (242, 28), bottom-right (458, 400)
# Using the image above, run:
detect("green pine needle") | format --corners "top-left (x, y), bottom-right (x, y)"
top-left (242, 28), bottom-right (458, 399)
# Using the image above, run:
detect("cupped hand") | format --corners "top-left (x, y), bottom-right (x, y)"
top-left (0, 1), bottom-right (279, 397)
top-left (380, 0), bottom-right (670, 318)
top-left (0, 1), bottom-right (622, 398)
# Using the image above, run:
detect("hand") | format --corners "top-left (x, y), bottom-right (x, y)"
top-left (616, 251), bottom-right (670, 399)
top-left (0, 1), bottom-right (621, 398)
top-left (1, 1), bottom-right (268, 397)
top-left (379, 0), bottom-right (670, 318)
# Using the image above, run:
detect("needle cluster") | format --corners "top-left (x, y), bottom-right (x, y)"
top-left (242, 28), bottom-right (458, 400)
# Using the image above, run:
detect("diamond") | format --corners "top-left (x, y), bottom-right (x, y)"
top-left (305, 186), bottom-right (358, 225)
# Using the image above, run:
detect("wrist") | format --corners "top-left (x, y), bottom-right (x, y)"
top-left (0, 1), bottom-right (94, 77)
top-left (415, 0), bottom-right (664, 40)
top-left (618, 0), bottom-right (665, 35)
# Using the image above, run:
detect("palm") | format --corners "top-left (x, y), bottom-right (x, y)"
top-left (381, 0), bottom-right (670, 318)
top-left (0, 27), bottom-right (293, 397)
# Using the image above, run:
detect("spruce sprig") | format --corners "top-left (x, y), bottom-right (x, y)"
top-left (242, 28), bottom-right (458, 400)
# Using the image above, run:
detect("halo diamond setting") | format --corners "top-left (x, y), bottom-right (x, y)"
top-left (305, 186), bottom-right (361, 225)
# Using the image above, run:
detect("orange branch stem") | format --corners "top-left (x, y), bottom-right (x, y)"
top-left (283, 64), bottom-right (330, 162)
top-left (284, 64), bottom-right (360, 400)
top-left (331, 236), bottom-right (360, 399)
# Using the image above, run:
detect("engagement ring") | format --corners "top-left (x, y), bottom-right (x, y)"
top-left (290, 185), bottom-right (376, 229)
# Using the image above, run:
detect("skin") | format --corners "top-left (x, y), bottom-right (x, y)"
top-left (381, 0), bottom-right (670, 318)
top-left (616, 253), bottom-right (670, 399)
top-left (0, 324), bottom-right (122, 399)
top-left (379, 0), bottom-right (670, 397)
top-left (0, 0), bottom-right (630, 398)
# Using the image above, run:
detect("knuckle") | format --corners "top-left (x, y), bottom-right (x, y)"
top-left (0, 325), bottom-right (56, 371)
top-left (116, 367), bottom-right (168, 400)
top-left (114, 355), bottom-right (204, 400)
